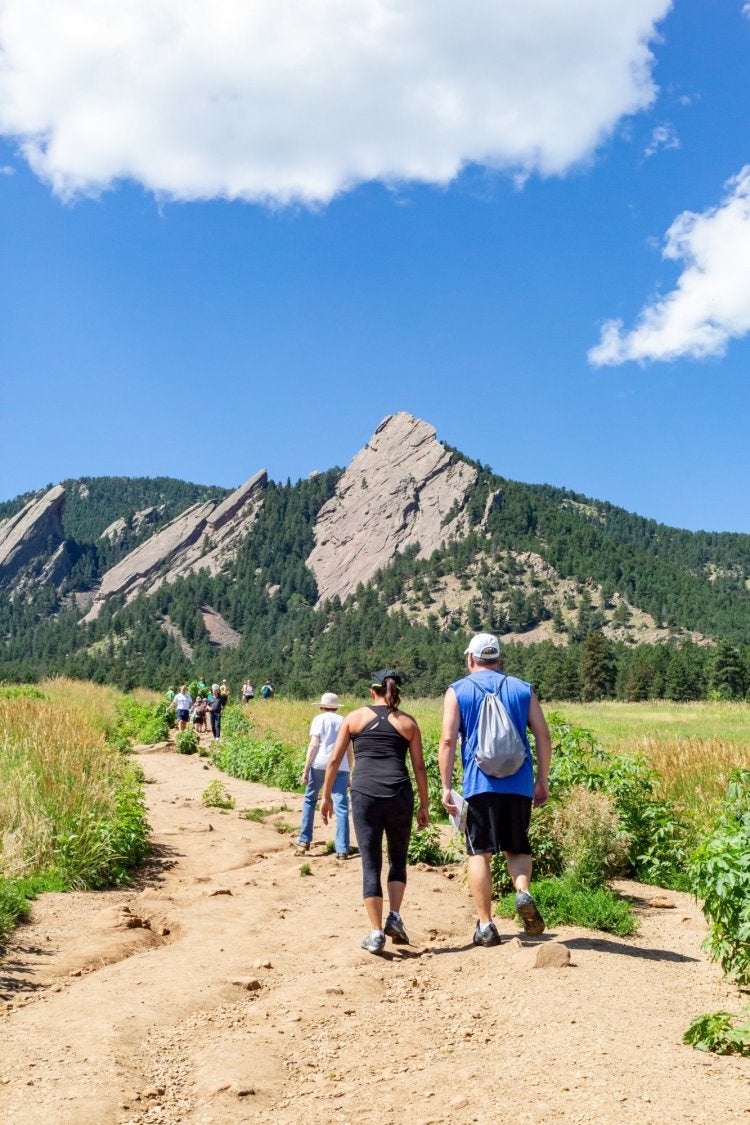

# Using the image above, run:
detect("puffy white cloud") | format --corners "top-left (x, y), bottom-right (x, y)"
top-left (589, 166), bottom-right (750, 365)
top-left (644, 122), bottom-right (680, 159)
top-left (0, 0), bottom-right (671, 204)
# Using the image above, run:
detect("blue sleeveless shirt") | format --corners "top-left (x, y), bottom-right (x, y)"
top-left (451, 670), bottom-right (534, 799)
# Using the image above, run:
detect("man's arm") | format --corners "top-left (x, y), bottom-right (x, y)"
top-left (300, 735), bottom-right (320, 785)
top-left (527, 693), bottom-right (551, 807)
top-left (438, 687), bottom-right (460, 815)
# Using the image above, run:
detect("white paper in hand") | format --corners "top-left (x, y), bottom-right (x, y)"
top-left (448, 789), bottom-right (468, 833)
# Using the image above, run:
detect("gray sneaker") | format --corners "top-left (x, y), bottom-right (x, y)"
top-left (516, 891), bottom-right (545, 936)
top-left (361, 930), bottom-right (386, 954)
top-left (384, 911), bottom-right (409, 945)
top-left (472, 920), bottom-right (502, 947)
top-left (292, 838), bottom-right (310, 856)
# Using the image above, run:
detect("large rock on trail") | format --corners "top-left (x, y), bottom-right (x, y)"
top-left (0, 485), bottom-right (66, 588)
top-left (307, 412), bottom-right (477, 603)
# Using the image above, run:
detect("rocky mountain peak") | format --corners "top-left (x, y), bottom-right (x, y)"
top-left (307, 412), bottom-right (477, 603)
top-left (0, 485), bottom-right (66, 588)
top-left (83, 470), bottom-right (268, 621)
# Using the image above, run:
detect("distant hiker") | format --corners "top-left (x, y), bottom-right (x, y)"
top-left (321, 670), bottom-right (429, 954)
top-left (438, 633), bottom-right (551, 947)
top-left (165, 686), bottom-right (175, 704)
top-left (261, 680), bottom-right (274, 699)
top-left (293, 693), bottom-right (351, 860)
top-left (169, 684), bottom-right (192, 732)
top-left (219, 679), bottom-right (230, 707)
top-left (242, 680), bottom-right (254, 703)
top-left (192, 696), bottom-right (208, 734)
top-left (207, 683), bottom-right (224, 740)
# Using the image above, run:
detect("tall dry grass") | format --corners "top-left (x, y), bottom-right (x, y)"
top-left (0, 690), bottom-right (145, 884)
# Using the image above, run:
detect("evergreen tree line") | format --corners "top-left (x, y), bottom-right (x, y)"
top-left (3, 458), bottom-right (750, 696)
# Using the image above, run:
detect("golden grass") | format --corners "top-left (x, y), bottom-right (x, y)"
top-left (0, 692), bottom-right (130, 880)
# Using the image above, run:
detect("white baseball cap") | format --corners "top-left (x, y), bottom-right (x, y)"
top-left (464, 633), bottom-right (501, 660)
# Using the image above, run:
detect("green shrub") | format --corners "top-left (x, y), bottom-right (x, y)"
top-left (175, 728), bottom-right (199, 755)
top-left (201, 780), bottom-right (235, 809)
top-left (683, 1008), bottom-right (750, 1056)
top-left (407, 821), bottom-right (460, 866)
top-left (300, 862), bottom-right (312, 876)
top-left (213, 731), bottom-right (304, 791)
top-left (109, 697), bottom-right (170, 749)
top-left (496, 872), bottom-right (636, 937)
top-left (691, 768), bottom-right (750, 987)
top-left (543, 714), bottom-right (692, 890)
top-left (0, 684), bottom-right (46, 701)
top-left (0, 873), bottom-right (65, 942)
top-left (51, 764), bottom-right (150, 889)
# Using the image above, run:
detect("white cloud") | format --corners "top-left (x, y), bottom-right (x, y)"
top-left (589, 166), bottom-right (750, 365)
top-left (0, 0), bottom-right (671, 205)
top-left (743, 3), bottom-right (750, 18)
top-left (644, 122), bottom-right (680, 158)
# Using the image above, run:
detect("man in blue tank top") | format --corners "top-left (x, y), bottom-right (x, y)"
top-left (439, 632), bottom-right (552, 946)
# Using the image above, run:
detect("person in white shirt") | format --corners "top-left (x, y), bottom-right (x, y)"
top-left (294, 692), bottom-right (352, 860)
top-left (169, 685), bottom-right (193, 732)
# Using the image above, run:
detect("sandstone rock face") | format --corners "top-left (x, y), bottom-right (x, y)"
top-left (83, 471), bottom-right (267, 621)
top-left (201, 606), bottom-right (242, 649)
top-left (307, 413), bottom-right (477, 604)
top-left (0, 485), bottom-right (66, 588)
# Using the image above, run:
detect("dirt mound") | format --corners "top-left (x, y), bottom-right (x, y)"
top-left (1, 747), bottom-right (748, 1124)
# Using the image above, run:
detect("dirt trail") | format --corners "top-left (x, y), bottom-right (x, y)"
top-left (1, 742), bottom-right (748, 1124)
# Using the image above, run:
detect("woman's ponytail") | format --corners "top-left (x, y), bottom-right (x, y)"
top-left (382, 675), bottom-right (400, 710)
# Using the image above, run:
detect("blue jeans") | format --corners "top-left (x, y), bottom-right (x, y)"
top-left (299, 768), bottom-right (350, 855)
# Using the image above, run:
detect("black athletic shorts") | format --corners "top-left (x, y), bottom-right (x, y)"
top-left (465, 792), bottom-right (533, 856)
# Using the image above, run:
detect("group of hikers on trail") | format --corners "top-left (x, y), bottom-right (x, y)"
top-left (293, 631), bottom-right (552, 955)
top-left (165, 675), bottom-right (275, 739)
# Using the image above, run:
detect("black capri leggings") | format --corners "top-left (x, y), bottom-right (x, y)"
top-left (350, 785), bottom-right (414, 899)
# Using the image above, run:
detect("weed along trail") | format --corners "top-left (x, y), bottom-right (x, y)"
top-left (1, 742), bottom-right (748, 1125)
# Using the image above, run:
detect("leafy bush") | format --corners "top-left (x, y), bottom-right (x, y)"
top-left (175, 728), bottom-right (199, 755)
top-left (213, 731), bottom-right (304, 791)
top-left (422, 737), bottom-right (452, 823)
top-left (497, 872), bottom-right (636, 936)
top-left (52, 764), bottom-right (150, 889)
top-left (0, 684), bottom-right (46, 701)
top-left (300, 862), bottom-right (312, 876)
top-left (0, 873), bottom-right (65, 942)
top-left (691, 768), bottom-right (750, 987)
top-left (109, 696), bottom-right (170, 749)
top-left (201, 780), bottom-right (235, 809)
top-left (683, 1008), bottom-right (750, 1056)
top-left (543, 714), bottom-right (692, 890)
top-left (407, 822), bottom-right (459, 866)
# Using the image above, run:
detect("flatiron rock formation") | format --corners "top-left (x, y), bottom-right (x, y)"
top-left (307, 413), bottom-right (477, 603)
top-left (83, 470), bottom-right (267, 621)
top-left (0, 485), bottom-right (66, 588)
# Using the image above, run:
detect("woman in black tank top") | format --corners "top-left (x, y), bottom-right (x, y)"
top-left (321, 670), bottom-right (430, 954)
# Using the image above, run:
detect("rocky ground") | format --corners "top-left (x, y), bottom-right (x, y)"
top-left (1, 740), bottom-right (749, 1124)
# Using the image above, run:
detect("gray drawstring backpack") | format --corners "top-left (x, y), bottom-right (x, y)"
top-left (471, 677), bottom-right (527, 778)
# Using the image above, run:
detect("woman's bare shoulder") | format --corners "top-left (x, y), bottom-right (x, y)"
top-left (344, 705), bottom-right (376, 732)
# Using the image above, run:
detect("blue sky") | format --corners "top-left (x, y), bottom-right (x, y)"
top-left (1, 1), bottom-right (749, 533)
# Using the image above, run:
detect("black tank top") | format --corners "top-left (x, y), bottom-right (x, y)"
top-left (351, 706), bottom-right (412, 799)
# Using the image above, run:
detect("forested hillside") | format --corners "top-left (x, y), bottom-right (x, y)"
top-left (2, 434), bottom-right (750, 701)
